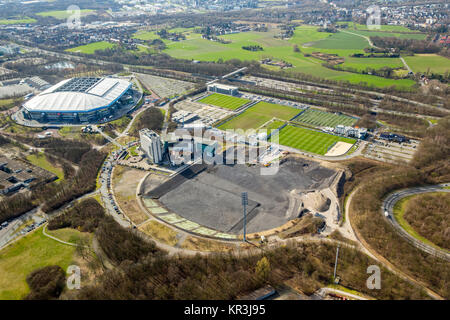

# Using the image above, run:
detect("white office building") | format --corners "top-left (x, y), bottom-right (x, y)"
top-left (207, 83), bottom-right (239, 96)
top-left (139, 129), bottom-right (163, 164)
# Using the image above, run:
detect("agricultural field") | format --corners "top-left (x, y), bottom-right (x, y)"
top-left (0, 227), bottom-right (79, 300)
top-left (156, 25), bottom-right (416, 90)
top-left (337, 22), bottom-right (427, 39)
top-left (307, 31), bottom-right (369, 50)
top-left (404, 54), bottom-right (450, 75)
top-left (341, 57), bottom-right (404, 72)
top-left (66, 41), bottom-right (115, 54)
top-left (218, 101), bottom-right (302, 130)
top-left (293, 109), bottom-right (357, 128)
top-left (271, 125), bottom-right (356, 155)
top-left (36, 9), bottom-right (94, 20)
top-left (198, 93), bottom-right (251, 110)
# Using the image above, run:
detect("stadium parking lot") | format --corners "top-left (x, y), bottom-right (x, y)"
top-left (363, 138), bottom-right (419, 164)
top-left (136, 73), bottom-right (195, 98)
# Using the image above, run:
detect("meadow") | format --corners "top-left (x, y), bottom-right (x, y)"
top-left (198, 93), bottom-right (250, 110)
top-left (271, 125), bottom-right (356, 155)
top-left (156, 25), bottom-right (417, 90)
top-left (218, 101), bottom-right (301, 130)
top-left (0, 227), bottom-right (79, 300)
top-left (0, 17), bottom-right (36, 25)
top-left (340, 56), bottom-right (404, 72)
top-left (404, 54), bottom-right (450, 75)
top-left (293, 109), bottom-right (357, 128)
top-left (66, 41), bottom-right (116, 54)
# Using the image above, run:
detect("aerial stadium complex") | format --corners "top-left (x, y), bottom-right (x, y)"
top-left (20, 77), bottom-right (135, 124)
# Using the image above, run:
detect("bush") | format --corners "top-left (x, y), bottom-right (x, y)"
top-left (25, 265), bottom-right (66, 300)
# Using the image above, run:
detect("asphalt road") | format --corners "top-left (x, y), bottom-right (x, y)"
top-left (382, 184), bottom-right (450, 262)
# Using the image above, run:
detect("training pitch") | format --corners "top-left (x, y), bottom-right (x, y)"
top-left (199, 93), bottom-right (251, 110)
top-left (293, 109), bottom-right (357, 128)
top-left (219, 101), bottom-right (302, 130)
top-left (272, 125), bottom-right (356, 155)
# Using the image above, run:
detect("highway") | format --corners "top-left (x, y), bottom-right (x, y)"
top-left (382, 184), bottom-right (450, 262)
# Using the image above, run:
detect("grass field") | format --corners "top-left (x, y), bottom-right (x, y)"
top-left (219, 101), bottom-right (302, 130)
top-left (293, 109), bottom-right (357, 128)
top-left (198, 93), bottom-right (251, 110)
top-left (271, 125), bottom-right (356, 155)
top-left (404, 54), bottom-right (450, 75)
top-left (66, 41), bottom-right (115, 54)
top-left (0, 227), bottom-right (78, 300)
top-left (260, 120), bottom-right (286, 131)
top-left (308, 31), bottom-right (369, 50)
top-left (0, 17), bottom-right (36, 25)
top-left (156, 25), bottom-right (416, 90)
top-left (36, 9), bottom-right (94, 20)
top-left (26, 152), bottom-right (64, 180)
top-left (341, 57), bottom-right (404, 72)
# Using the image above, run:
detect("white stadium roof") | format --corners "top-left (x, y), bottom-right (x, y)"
top-left (23, 77), bottom-right (132, 113)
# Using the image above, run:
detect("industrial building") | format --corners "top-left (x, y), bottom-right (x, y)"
top-left (0, 157), bottom-right (57, 195)
top-left (140, 129), bottom-right (164, 164)
top-left (21, 77), bottom-right (132, 123)
top-left (207, 83), bottom-right (239, 96)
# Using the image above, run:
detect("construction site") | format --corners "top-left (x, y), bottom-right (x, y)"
top-left (140, 155), bottom-right (343, 237)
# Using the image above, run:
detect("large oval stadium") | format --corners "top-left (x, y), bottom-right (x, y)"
top-left (21, 77), bottom-right (134, 123)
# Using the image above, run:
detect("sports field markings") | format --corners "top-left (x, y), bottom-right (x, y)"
top-left (271, 125), bottom-right (356, 155)
top-left (293, 108), bottom-right (357, 128)
top-left (218, 101), bottom-right (303, 130)
top-left (198, 93), bottom-right (251, 110)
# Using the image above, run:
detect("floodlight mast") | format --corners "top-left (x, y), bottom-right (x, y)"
top-left (241, 192), bottom-right (248, 242)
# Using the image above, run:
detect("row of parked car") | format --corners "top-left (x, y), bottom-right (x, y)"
top-left (18, 220), bottom-right (46, 235)
top-left (0, 221), bottom-right (9, 230)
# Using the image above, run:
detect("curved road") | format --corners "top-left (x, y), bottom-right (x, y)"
top-left (345, 186), bottom-right (444, 300)
top-left (382, 184), bottom-right (450, 262)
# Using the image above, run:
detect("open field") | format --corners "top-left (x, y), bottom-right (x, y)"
top-left (26, 152), bottom-right (64, 180)
top-left (218, 101), bottom-right (301, 130)
top-left (66, 41), bottom-right (115, 54)
top-left (157, 25), bottom-right (416, 90)
top-left (341, 57), bottom-right (404, 72)
top-left (272, 125), bottom-right (356, 155)
top-left (293, 109), bottom-right (357, 128)
top-left (337, 22), bottom-right (427, 39)
top-left (308, 32), bottom-right (369, 50)
top-left (36, 9), bottom-right (94, 20)
top-left (0, 227), bottom-right (78, 300)
top-left (198, 93), bottom-right (251, 110)
top-left (404, 54), bottom-right (450, 75)
top-left (0, 17), bottom-right (36, 25)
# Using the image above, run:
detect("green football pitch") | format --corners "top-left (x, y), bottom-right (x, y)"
top-left (293, 109), bottom-right (357, 128)
top-left (218, 101), bottom-right (302, 130)
top-left (271, 125), bottom-right (356, 155)
top-left (198, 93), bottom-right (251, 110)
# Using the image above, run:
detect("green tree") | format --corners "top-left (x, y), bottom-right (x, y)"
top-left (255, 256), bottom-right (271, 283)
